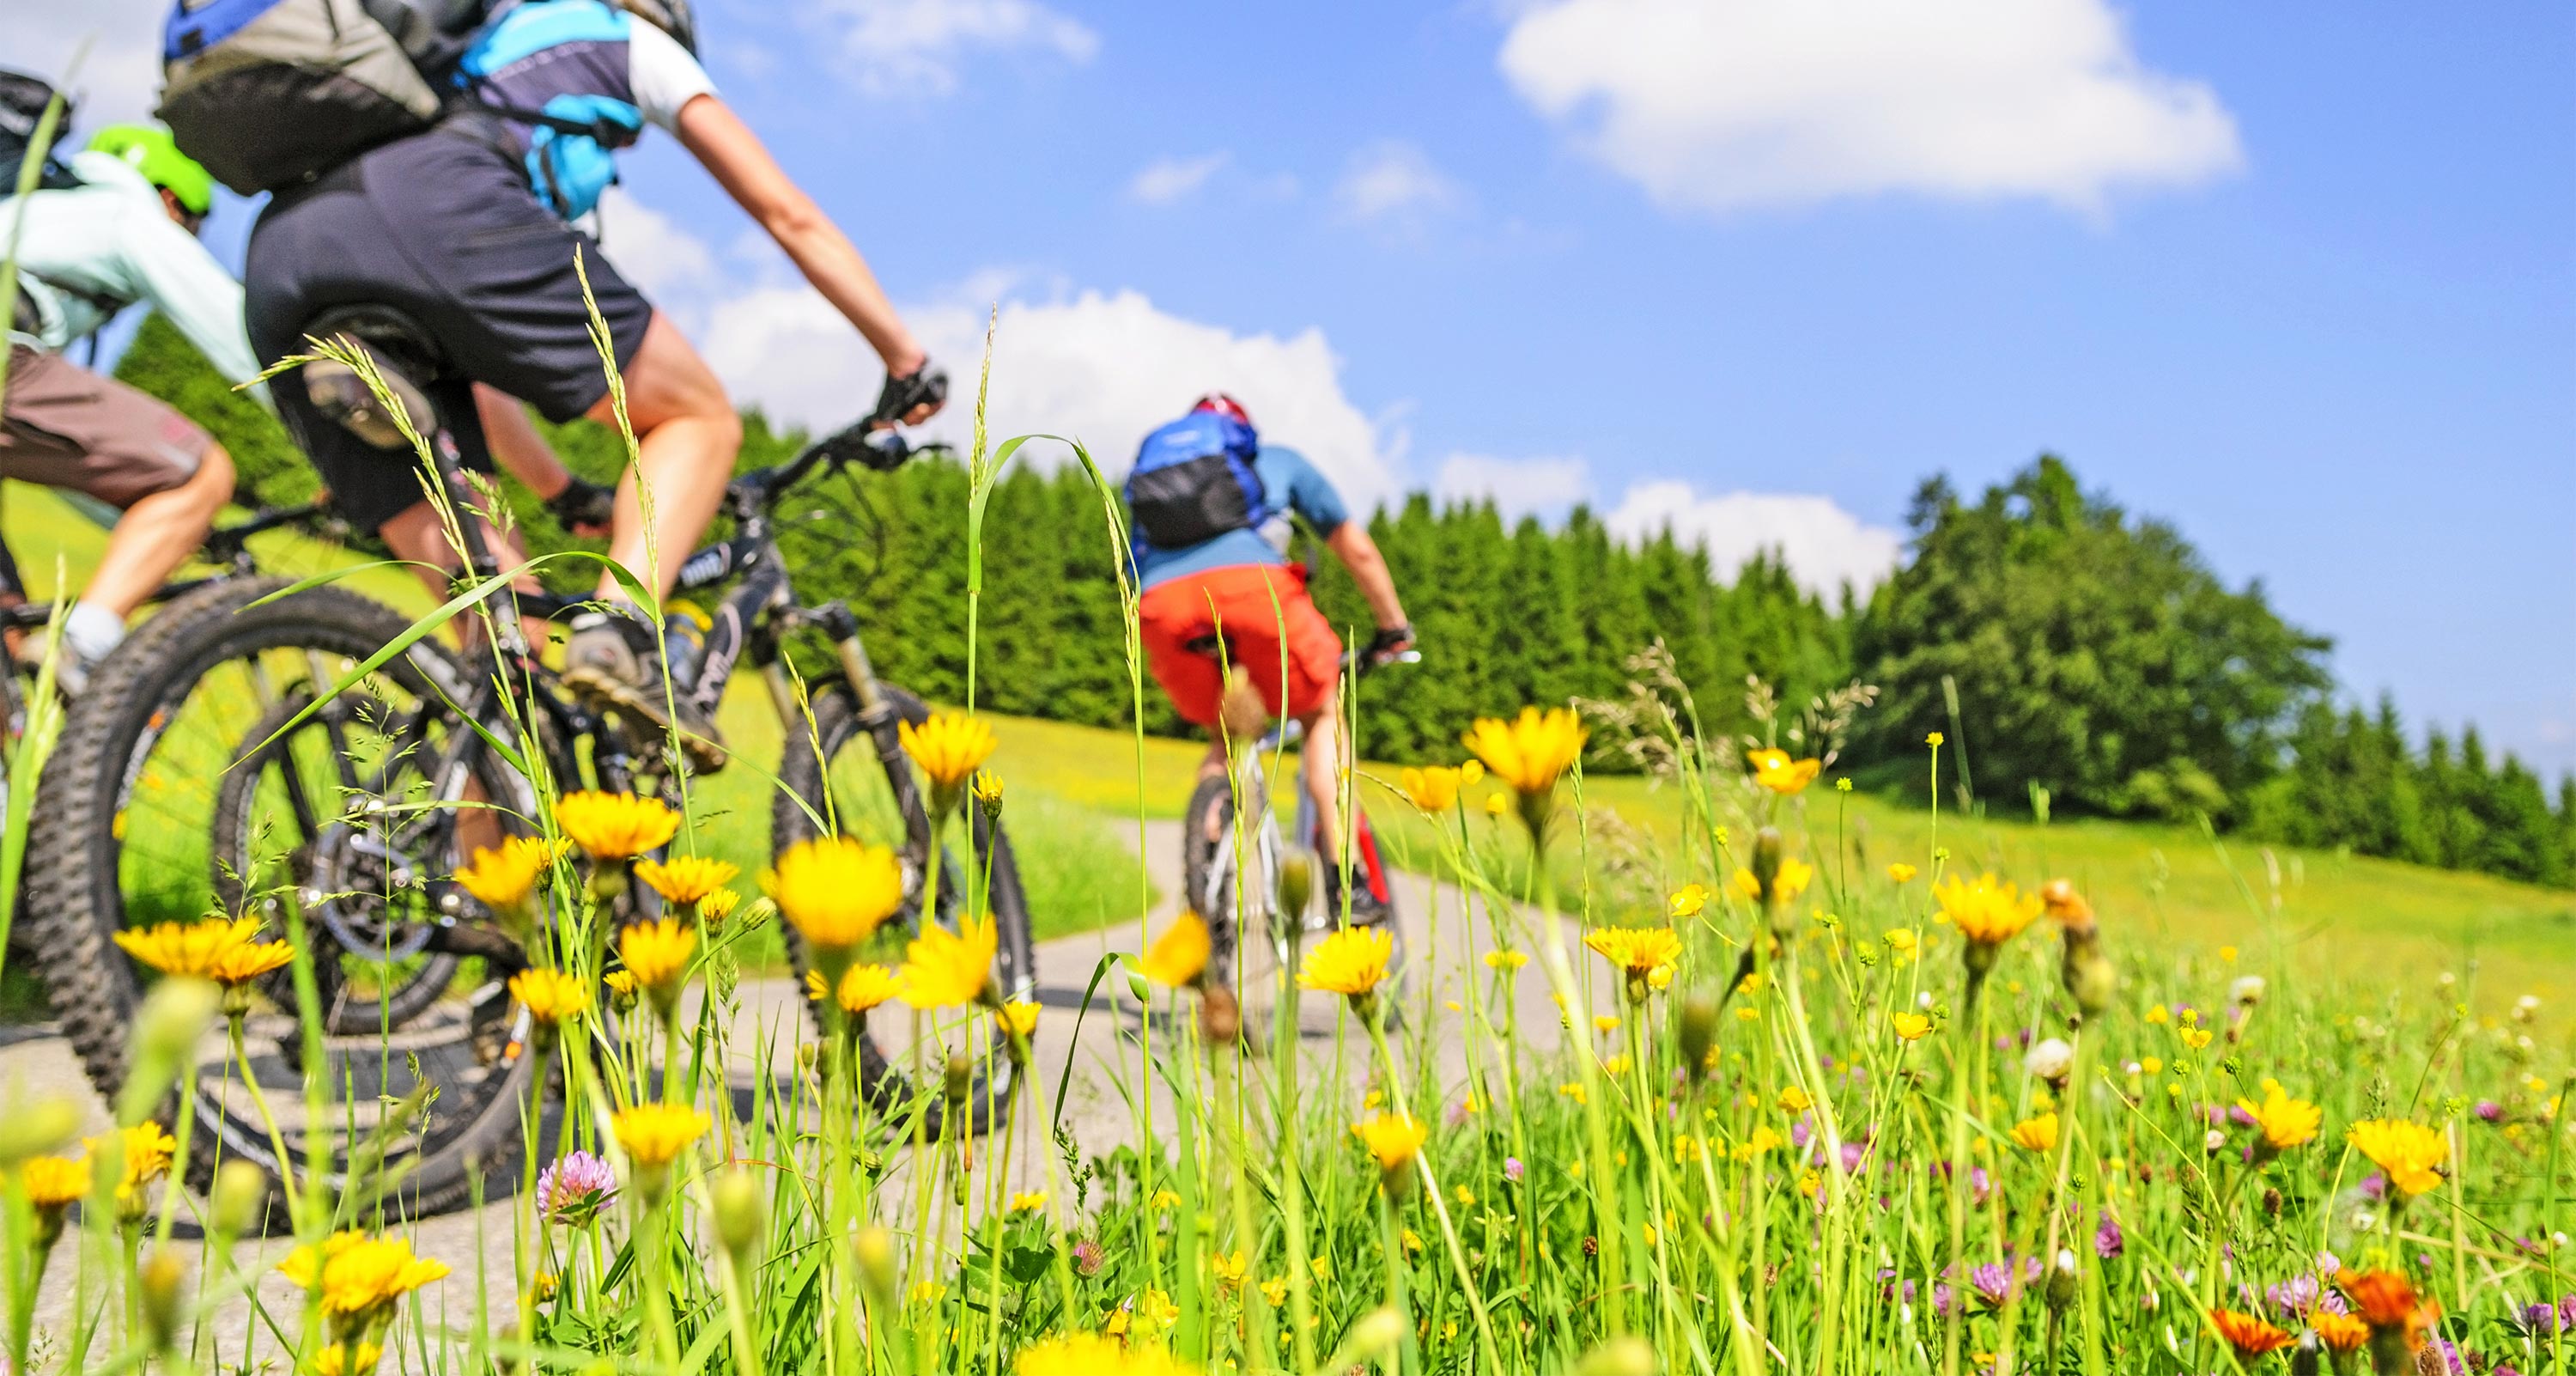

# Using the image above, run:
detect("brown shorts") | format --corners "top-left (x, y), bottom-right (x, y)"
top-left (1, 347), bottom-right (210, 508)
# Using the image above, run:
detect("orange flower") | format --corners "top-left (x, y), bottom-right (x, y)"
top-left (2311, 1312), bottom-right (2368, 1354)
top-left (2336, 1270), bottom-right (2436, 1338)
top-left (2208, 1308), bottom-right (2293, 1361)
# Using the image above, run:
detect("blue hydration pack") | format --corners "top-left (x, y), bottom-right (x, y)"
top-left (1126, 410), bottom-right (1267, 549)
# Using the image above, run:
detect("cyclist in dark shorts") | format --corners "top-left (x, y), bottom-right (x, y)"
top-left (1127, 395), bottom-right (1413, 922)
top-left (243, 0), bottom-right (945, 768)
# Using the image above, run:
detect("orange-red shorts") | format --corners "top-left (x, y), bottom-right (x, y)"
top-left (1139, 563), bottom-right (1341, 728)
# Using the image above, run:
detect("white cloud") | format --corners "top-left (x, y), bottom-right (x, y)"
top-left (17, 0), bottom-right (165, 131)
top-left (805, 0), bottom-right (1099, 96)
top-left (1127, 152), bottom-right (1230, 205)
top-left (1435, 454), bottom-right (1593, 521)
top-left (1606, 481), bottom-right (1903, 598)
top-left (1498, 0), bottom-right (2242, 216)
top-left (595, 190), bottom-right (720, 299)
top-left (1334, 141), bottom-right (1466, 228)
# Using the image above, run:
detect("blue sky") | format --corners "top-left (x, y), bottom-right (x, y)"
top-left (44, 0), bottom-right (2576, 774)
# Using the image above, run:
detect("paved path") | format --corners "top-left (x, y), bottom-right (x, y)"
top-left (2, 818), bottom-right (1613, 1356)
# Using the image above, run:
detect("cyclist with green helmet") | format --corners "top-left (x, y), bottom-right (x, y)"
top-left (1, 121), bottom-right (615, 688)
top-left (0, 122), bottom-right (240, 691)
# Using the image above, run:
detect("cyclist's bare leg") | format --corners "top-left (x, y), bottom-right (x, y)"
top-left (586, 313), bottom-right (739, 600)
top-left (80, 442), bottom-right (236, 617)
top-left (1194, 737), bottom-right (1228, 843)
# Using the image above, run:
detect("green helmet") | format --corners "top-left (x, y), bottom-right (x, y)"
top-left (87, 124), bottom-right (214, 218)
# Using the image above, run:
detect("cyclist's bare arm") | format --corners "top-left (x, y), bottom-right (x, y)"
top-left (672, 95), bottom-right (936, 414)
top-left (1324, 522), bottom-right (1408, 635)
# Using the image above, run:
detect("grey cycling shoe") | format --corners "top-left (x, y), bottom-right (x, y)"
top-left (560, 610), bottom-right (728, 771)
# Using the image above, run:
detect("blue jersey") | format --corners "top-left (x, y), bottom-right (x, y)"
top-left (1132, 446), bottom-right (1350, 591)
top-left (459, 0), bottom-right (718, 220)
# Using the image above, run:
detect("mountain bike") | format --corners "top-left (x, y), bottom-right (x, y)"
top-left (22, 306), bottom-right (1031, 1216)
top-left (1179, 645), bottom-right (1417, 1038)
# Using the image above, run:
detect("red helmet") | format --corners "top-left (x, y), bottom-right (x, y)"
top-left (1191, 393), bottom-right (1253, 429)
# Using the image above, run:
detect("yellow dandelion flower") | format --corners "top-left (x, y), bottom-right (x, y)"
top-left (453, 836), bottom-right (555, 910)
top-left (2237, 1085), bottom-right (2322, 1151)
top-left (805, 962), bottom-right (902, 1016)
top-left (508, 969), bottom-right (591, 1026)
top-left (763, 837), bottom-right (904, 954)
top-left (1668, 883), bottom-right (1710, 917)
top-left (1744, 747), bottom-right (1822, 796)
top-left (603, 971), bottom-right (638, 1004)
top-left (1583, 925), bottom-right (1683, 981)
top-left (617, 919), bottom-right (697, 999)
top-left (1730, 856), bottom-right (1814, 905)
top-left (310, 1342), bottom-right (386, 1376)
top-left (611, 1103), bottom-right (710, 1170)
top-left (633, 855), bottom-right (738, 906)
top-left (898, 711), bottom-right (996, 791)
top-left (1935, 873), bottom-right (2043, 947)
top-left (899, 915), bottom-right (999, 1008)
top-left (1462, 707), bottom-right (1587, 797)
top-left (554, 791), bottom-right (680, 862)
top-left (277, 1232), bottom-right (450, 1315)
top-left (1891, 1013), bottom-right (1933, 1041)
top-left (2008, 1112), bottom-right (2059, 1153)
top-left (1887, 862), bottom-right (1918, 885)
top-left (1352, 1112), bottom-right (1428, 1174)
top-left (993, 999), bottom-right (1040, 1039)
top-left (112, 916), bottom-right (265, 981)
top-left (1297, 926), bottom-right (1394, 998)
top-left (1400, 764), bottom-right (1469, 813)
top-left (16, 1154), bottom-right (90, 1208)
top-left (1140, 911), bottom-right (1212, 989)
top-left (698, 888), bottom-right (742, 923)
top-left (1015, 1332), bottom-right (1198, 1376)
top-left (2345, 1119), bottom-right (2447, 1196)
top-left (88, 1123), bottom-right (174, 1205)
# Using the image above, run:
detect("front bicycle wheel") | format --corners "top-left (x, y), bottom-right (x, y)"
top-left (774, 682), bottom-right (1034, 1137)
top-left (23, 578), bottom-right (544, 1218)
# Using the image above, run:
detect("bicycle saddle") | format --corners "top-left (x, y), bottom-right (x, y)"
top-left (298, 303), bottom-right (449, 452)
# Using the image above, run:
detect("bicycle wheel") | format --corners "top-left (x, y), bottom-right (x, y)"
top-left (1183, 772), bottom-right (1406, 1039)
top-left (773, 682), bottom-right (1034, 1137)
top-left (24, 577), bottom-right (543, 1218)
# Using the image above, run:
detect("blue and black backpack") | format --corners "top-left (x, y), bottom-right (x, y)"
top-left (1125, 410), bottom-right (1268, 549)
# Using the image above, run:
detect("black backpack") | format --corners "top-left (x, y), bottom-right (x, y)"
top-left (0, 70), bottom-right (85, 198)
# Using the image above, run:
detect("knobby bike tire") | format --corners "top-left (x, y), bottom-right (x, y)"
top-left (772, 682), bottom-right (1035, 1137)
top-left (22, 577), bottom-right (538, 1219)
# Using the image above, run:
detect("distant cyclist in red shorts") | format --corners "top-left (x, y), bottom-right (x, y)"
top-left (1127, 394), bottom-right (1413, 923)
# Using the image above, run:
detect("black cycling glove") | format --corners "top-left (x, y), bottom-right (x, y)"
top-left (871, 360), bottom-right (950, 427)
top-left (1364, 624), bottom-right (1417, 666)
top-left (545, 475), bottom-right (617, 532)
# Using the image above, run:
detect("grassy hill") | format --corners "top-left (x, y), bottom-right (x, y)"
top-left (10, 483), bottom-right (2568, 1022)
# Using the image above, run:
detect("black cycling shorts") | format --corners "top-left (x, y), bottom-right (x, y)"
top-left (244, 125), bottom-right (654, 532)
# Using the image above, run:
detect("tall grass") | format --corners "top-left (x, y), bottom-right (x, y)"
top-left (0, 326), bottom-right (2564, 1376)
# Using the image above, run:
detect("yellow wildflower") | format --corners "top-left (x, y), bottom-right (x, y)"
top-left (603, 971), bottom-right (638, 1004)
top-left (633, 855), bottom-right (738, 906)
top-left (2008, 1113), bottom-right (2059, 1153)
top-left (763, 837), bottom-right (905, 955)
top-left (1352, 1112), bottom-right (1428, 1175)
top-left (1892, 1013), bottom-right (1933, 1041)
top-left (309, 1341), bottom-right (385, 1376)
top-left (553, 791), bottom-right (680, 862)
top-left (1777, 1085), bottom-right (1812, 1114)
top-left (1668, 883), bottom-right (1710, 917)
top-left (17, 1154), bottom-right (89, 1208)
top-left (1593, 1014), bottom-right (1621, 1035)
top-left (2180, 1028), bottom-right (2214, 1050)
top-left (277, 1232), bottom-right (450, 1315)
top-left (805, 963), bottom-right (902, 1016)
top-left (698, 888), bottom-right (742, 923)
top-left (1297, 926), bottom-right (1394, 999)
top-left (1887, 862), bottom-right (1918, 885)
top-left (2146, 1005), bottom-right (2170, 1024)
top-left (898, 711), bottom-right (996, 791)
top-left (2238, 1084), bottom-right (2322, 1152)
top-left (2345, 1119), bottom-right (2447, 1196)
top-left (1731, 856), bottom-right (1814, 904)
top-left (89, 1123), bottom-right (174, 1206)
top-left (1008, 1190), bottom-right (1048, 1214)
top-left (1482, 948), bottom-right (1528, 972)
top-left (899, 915), bottom-right (999, 1008)
top-left (508, 969), bottom-right (591, 1026)
top-left (617, 919), bottom-right (697, 1002)
top-left (993, 999), bottom-right (1041, 1039)
top-left (1462, 707), bottom-right (1587, 799)
top-left (1400, 764), bottom-right (1469, 813)
top-left (1210, 1249), bottom-right (1247, 1287)
top-left (112, 916), bottom-right (270, 982)
top-left (1935, 873), bottom-right (2043, 947)
top-left (611, 1104), bottom-right (710, 1170)
top-left (1140, 911), bottom-right (1212, 989)
top-left (453, 836), bottom-right (554, 910)
top-left (1583, 925), bottom-right (1683, 983)
top-left (1744, 747), bottom-right (1822, 795)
